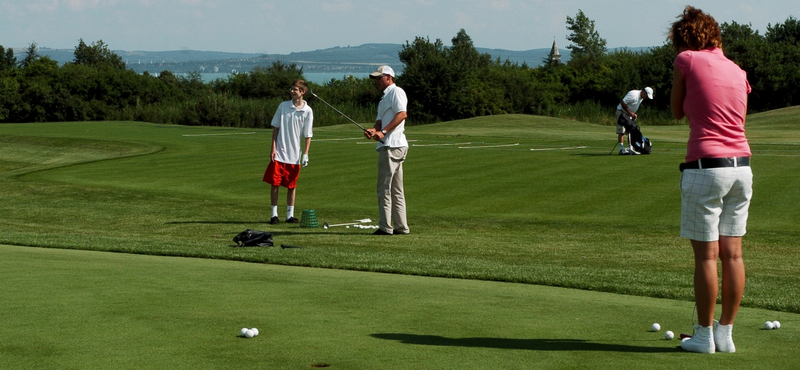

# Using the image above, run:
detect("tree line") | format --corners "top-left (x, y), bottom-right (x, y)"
top-left (1, 11), bottom-right (798, 127)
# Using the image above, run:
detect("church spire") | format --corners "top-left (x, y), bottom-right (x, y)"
top-left (548, 40), bottom-right (562, 65)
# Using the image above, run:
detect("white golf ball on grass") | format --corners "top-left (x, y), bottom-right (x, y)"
top-left (764, 321), bottom-right (775, 330)
top-left (244, 329), bottom-right (255, 338)
top-left (251, 328), bottom-right (259, 336)
top-left (240, 328), bottom-right (249, 336)
top-left (665, 330), bottom-right (674, 340)
top-left (651, 323), bottom-right (661, 332)
top-left (772, 321), bottom-right (781, 329)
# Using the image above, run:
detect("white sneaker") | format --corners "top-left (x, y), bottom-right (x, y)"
top-left (713, 320), bottom-right (736, 353)
top-left (681, 325), bottom-right (715, 354)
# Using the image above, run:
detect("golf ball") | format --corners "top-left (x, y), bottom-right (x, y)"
top-left (346, 226), bottom-right (349, 228)
top-left (764, 321), bottom-right (775, 330)
top-left (244, 329), bottom-right (255, 338)
top-left (251, 328), bottom-right (259, 336)
top-left (651, 323), bottom-right (661, 332)
top-left (240, 328), bottom-right (249, 336)
top-left (323, 225), bottom-right (328, 229)
top-left (665, 330), bottom-right (674, 340)
top-left (773, 321), bottom-right (781, 329)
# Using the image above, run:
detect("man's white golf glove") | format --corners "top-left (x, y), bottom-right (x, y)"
top-left (302, 154), bottom-right (309, 167)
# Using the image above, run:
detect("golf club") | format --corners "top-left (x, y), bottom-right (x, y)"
top-left (680, 304), bottom-right (698, 340)
top-left (309, 90), bottom-right (384, 143)
top-left (322, 218), bottom-right (372, 229)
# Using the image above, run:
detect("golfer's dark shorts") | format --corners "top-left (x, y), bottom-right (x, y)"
top-left (264, 161), bottom-right (300, 189)
top-left (615, 110), bottom-right (628, 135)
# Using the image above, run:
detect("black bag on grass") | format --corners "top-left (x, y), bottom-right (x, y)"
top-left (629, 129), bottom-right (652, 154)
top-left (233, 229), bottom-right (273, 247)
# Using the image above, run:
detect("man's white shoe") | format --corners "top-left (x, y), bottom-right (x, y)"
top-left (681, 325), bottom-right (715, 354)
top-left (713, 320), bottom-right (736, 353)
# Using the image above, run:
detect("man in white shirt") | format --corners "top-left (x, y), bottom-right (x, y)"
top-left (365, 65), bottom-right (410, 235)
top-left (616, 87), bottom-right (653, 154)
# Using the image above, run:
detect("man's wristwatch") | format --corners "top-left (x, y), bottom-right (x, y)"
top-left (381, 129), bottom-right (387, 135)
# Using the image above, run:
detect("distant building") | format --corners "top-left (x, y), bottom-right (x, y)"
top-left (548, 40), bottom-right (561, 65)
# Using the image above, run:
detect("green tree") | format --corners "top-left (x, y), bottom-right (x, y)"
top-left (445, 29), bottom-right (504, 118)
top-left (20, 42), bottom-right (41, 68)
top-left (566, 10), bottom-right (607, 60)
top-left (14, 56), bottom-right (60, 122)
top-left (399, 29), bottom-right (506, 122)
top-left (73, 39), bottom-right (126, 70)
top-left (0, 45), bottom-right (17, 72)
top-left (765, 16), bottom-right (800, 44)
top-left (398, 36), bottom-right (450, 122)
top-left (212, 61), bottom-right (302, 100)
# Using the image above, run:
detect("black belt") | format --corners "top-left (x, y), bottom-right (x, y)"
top-left (680, 157), bottom-right (750, 172)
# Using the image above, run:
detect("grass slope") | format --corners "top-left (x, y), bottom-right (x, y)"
top-left (2, 245), bottom-right (798, 370)
top-left (0, 110), bottom-right (799, 314)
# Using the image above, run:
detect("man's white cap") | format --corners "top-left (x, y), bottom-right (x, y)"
top-left (644, 87), bottom-right (654, 99)
top-left (369, 65), bottom-right (395, 78)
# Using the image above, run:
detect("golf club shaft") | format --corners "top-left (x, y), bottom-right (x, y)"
top-left (310, 90), bottom-right (385, 144)
top-left (309, 91), bottom-right (368, 131)
top-left (327, 219), bottom-right (371, 227)
top-left (327, 221), bottom-right (361, 227)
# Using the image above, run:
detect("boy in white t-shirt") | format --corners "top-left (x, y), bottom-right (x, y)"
top-left (263, 80), bottom-right (313, 224)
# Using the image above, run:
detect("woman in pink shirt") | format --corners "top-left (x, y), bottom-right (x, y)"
top-left (670, 6), bottom-right (753, 354)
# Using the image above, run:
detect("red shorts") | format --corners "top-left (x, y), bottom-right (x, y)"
top-left (263, 161), bottom-right (301, 189)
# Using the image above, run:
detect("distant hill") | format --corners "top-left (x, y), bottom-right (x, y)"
top-left (34, 43), bottom-right (573, 76)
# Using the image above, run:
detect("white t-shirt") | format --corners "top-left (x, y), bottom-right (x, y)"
top-left (616, 90), bottom-right (645, 113)
top-left (271, 100), bottom-right (313, 164)
top-left (375, 83), bottom-right (408, 150)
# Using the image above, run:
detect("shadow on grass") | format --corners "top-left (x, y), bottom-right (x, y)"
top-left (371, 333), bottom-right (678, 353)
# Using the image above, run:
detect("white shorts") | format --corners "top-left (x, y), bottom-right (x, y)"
top-left (680, 167), bottom-right (753, 241)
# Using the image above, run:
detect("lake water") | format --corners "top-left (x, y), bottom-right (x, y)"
top-left (189, 72), bottom-right (370, 85)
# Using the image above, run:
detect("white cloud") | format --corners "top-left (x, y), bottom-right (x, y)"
top-left (25, 0), bottom-right (58, 12)
top-left (489, 0), bottom-right (511, 11)
top-left (64, 0), bottom-right (116, 11)
top-left (322, 1), bottom-right (353, 12)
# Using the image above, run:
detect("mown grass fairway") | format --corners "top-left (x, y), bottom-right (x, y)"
top-left (1, 110), bottom-right (799, 368)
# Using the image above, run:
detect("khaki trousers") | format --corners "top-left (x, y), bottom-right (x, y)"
top-left (377, 147), bottom-right (409, 234)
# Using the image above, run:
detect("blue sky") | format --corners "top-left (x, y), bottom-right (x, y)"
top-left (1, 0), bottom-right (797, 54)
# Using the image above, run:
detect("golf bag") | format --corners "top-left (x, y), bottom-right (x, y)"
top-left (618, 114), bottom-right (652, 154)
top-left (233, 229), bottom-right (273, 247)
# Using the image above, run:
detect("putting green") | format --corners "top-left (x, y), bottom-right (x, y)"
top-left (1, 245), bottom-right (797, 370)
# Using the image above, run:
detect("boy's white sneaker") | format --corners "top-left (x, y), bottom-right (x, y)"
top-left (681, 325), bottom-right (715, 354)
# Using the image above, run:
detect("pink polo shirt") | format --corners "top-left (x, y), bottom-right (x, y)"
top-left (674, 48), bottom-right (751, 162)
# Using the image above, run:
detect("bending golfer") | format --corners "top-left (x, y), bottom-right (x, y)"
top-left (365, 65), bottom-right (409, 235)
top-left (264, 79), bottom-right (313, 225)
top-left (670, 6), bottom-right (752, 354)
top-left (615, 87), bottom-right (653, 154)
